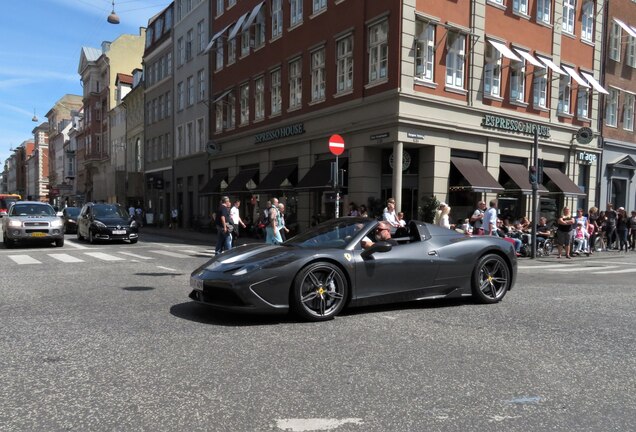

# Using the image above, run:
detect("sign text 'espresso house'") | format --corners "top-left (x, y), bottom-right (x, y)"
top-left (482, 115), bottom-right (551, 138)
top-left (255, 123), bottom-right (305, 144)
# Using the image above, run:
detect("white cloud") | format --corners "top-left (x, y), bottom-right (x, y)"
top-left (0, 102), bottom-right (35, 116)
top-left (0, 66), bottom-right (77, 83)
top-left (0, 78), bottom-right (36, 91)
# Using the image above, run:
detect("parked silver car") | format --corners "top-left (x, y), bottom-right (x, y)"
top-left (1, 201), bottom-right (65, 248)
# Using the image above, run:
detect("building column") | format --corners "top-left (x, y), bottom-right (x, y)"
top-left (392, 141), bottom-right (403, 212)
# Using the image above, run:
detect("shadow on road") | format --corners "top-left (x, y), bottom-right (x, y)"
top-left (340, 297), bottom-right (469, 317)
top-left (170, 301), bottom-right (291, 327)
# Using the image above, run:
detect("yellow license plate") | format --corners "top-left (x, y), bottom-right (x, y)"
top-left (31, 232), bottom-right (47, 237)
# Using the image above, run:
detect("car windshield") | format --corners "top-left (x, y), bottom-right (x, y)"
top-left (10, 204), bottom-right (55, 216)
top-left (284, 217), bottom-right (371, 249)
top-left (93, 205), bottom-right (128, 218)
top-left (1, 198), bottom-right (18, 210)
top-left (65, 207), bottom-right (80, 217)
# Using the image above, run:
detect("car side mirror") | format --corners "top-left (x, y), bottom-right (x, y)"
top-left (361, 241), bottom-right (393, 259)
top-left (56, 211), bottom-right (63, 217)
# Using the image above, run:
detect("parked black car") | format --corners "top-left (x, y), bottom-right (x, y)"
top-left (62, 207), bottom-right (81, 234)
top-left (77, 203), bottom-right (139, 244)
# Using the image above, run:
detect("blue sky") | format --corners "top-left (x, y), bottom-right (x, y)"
top-left (0, 0), bottom-right (169, 166)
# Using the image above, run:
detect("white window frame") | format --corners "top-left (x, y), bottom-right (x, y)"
top-left (272, 0), bottom-right (283, 39)
top-left (254, 9), bottom-right (266, 48)
top-left (215, 38), bottom-right (224, 70)
top-left (533, 67), bottom-right (548, 108)
top-left (577, 88), bottom-right (590, 119)
top-left (228, 37), bottom-right (236, 65)
top-left (581, 1), bottom-right (594, 42)
top-left (513, 0), bottom-right (529, 15)
top-left (510, 59), bottom-right (526, 102)
top-left (241, 28), bottom-right (250, 57)
top-left (197, 69), bottom-right (205, 102)
top-left (415, 20), bottom-right (435, 82)
top-left (177, 81), bottom-right (185, 111)
top-left (558, 75), bottom-right (571, 114)
top-left (240, 83), bottom-right (250, 125)
top-left (445, 31), bottom-right (466, 89)
top-left (196, 118), bottom-right (204, 152)
top-left (609, 22), bottom-right (621, 62)
top-left (606, 89), bottom-right (618, 127)
top-left (311, 48), bottom-right (326, 102)
top-left (271, 68), bottom-right (282, 115)
top-left (216, 0), bottom-right (224, 17)
top-left (226, 91), bottom-right (235, 129)
top-left (368, 20), bottom-right (388, 84)
top-left (627, 37), bottom-right (636, 67)
top-left (255, 76), bottom-right (265, 120)
top-left (290, 0), bottom-right (303, 27)
top-left (483, 42), bottom-right (502, 97)
top-left (312, 0), bottom-right (327, 14)
top-left (187, 76), bottom-right (194, 106)
top-left (215, 101), bottom-right (223, 132)
top-left (197, 20), bottom-right (206, 54)
top-left (562, 0), bottom-right (575, 35)
top-left (177, 37), bottom-right (185, 66)
top-left (336, 35), bottom-right (354, 93)
top-left (289, 58), bottom-right (302, 109)
top-left (186, 122), bottom-right (194, 154)
top-left (177, 125), bottom-right (184, 157)
top-left (186, 29), bottom-right (193, 61)
top-left (537, 0), bottom-right (551, 24)
top-left (624, 93), bottom-right (635, 131)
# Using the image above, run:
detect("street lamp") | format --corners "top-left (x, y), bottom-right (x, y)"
top-left (31, 108), bottom-right (38, 123)
top-left (107, 0), bottom-right (120, 24)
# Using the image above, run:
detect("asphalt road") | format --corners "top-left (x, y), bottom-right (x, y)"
top-left (1, 230), bottom-right (635, 432)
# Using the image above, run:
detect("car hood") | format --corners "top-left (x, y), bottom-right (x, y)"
top-left (192, 243), bottom-right (299, 275)
top-left (95, 217), bottom-right (131, 225)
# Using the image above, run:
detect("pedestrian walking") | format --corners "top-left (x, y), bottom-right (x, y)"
top-left (604, 203), bottom-right (618, 249)
top-left (229, 199), bottom-right (247, 246)
top-left (556, 207), bottom-right (575, 259)
top-left (616, 207), bottom-right (629, 252)
top-left (482, 200), bottom-right (498, 236)
top-left (215, 196), bottom-right (233, 254)
top-left (278, 203), bottom-right (290, 241)
top-left (265, 198), bottom-right (283, 245)
top-left (170, 207), bottom-right (178, 229)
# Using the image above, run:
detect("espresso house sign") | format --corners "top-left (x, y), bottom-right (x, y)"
top-left (254, 123), bottom-right (305, 144)
top-left (482, 114), bottom-right (550, 138)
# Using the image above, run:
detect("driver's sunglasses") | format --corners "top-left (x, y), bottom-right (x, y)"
top-left (376, 227), bottom-right (390, 232)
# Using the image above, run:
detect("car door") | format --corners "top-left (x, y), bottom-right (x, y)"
top-left (352, 236), bottom-right (440, 306)
top-left (78, 205), bottom-right (89, 237)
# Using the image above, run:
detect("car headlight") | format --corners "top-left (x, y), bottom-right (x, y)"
top-left (233, 263), bottom-right (260, 276)
top-left (68, 219), bottom-right (76, 223)
top-left (8, 219), bottom-right (22, 228)
top-left (94, 220), bottom-right (107, 228)
top-left (50, 219), bottom-right (64, 228)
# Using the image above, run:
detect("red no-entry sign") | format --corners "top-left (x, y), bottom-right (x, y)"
top-left (328, 134), bottom-right (345, 156)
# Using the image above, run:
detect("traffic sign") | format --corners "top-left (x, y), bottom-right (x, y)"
top-left (328, 134), bottom-right (345, 156)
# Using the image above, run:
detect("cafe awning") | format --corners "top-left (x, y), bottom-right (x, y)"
top-left (199, 171), bottom-right (227, 195)
top-left (449, 157), bottom-right (504, 193)
top-left (500, 162), bottom-right (548, 194)
top-left (253, 164), bottom-right (297, 191)
top-left (542, 167), bottom-right (585, 196)
top-left (296, 158), bottom-right (347, 190)
top-left (224, 168), bottom-right (259, 193)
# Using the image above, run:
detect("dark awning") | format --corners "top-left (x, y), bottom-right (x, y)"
top-left (199, 171), bottom-right (227, 195)
top-left (253, 164), bottom-right (297, 192)
top-left (542, 167), bottom-right (585, 196)
top-left (296, 158), bottom-right (347, 190)
top-left (224, 168), bottom-right (259, 193)
top-left (449, 157), bottom-right (504, 193)
top-left (500, 162), bottom-right (548, 194)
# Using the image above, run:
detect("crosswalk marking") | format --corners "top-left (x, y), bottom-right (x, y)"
top-left (591, 268), bottom-right (636, 274)
top-left (48, 253), bottom-right (85, 263)
top-left (178, 249), bottom-right (215, 257)
top-left (549, 265), bottom-right (620, 273)
top-left (83, 252), bottom-right (126, 261)
top-left (8, 255), bottom-right (41, 265)
top-left (117, 251), bottom-right (154, 260)
top-left (149, 250), bottom-right (192, 259)
top-left (156, 265), bottom-right (178, 272)
top-left (64, 241), bottom-right (89, 250)
top-left (518, 264), bottom-right (572, 270)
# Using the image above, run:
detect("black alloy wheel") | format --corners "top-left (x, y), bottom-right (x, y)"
top-left (292, 262), bottom-right (348, 322)
top-left (472, 254), bottom-right (510, 304)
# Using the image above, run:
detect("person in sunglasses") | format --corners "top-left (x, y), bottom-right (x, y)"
top-left (361, 221), bottom-right (398, 250)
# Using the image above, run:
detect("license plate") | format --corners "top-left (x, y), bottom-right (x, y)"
top-left (31, 232), bottom-right (46, 237)
top-left (112, 230), bottom-right (127, 235)
top-left (190, 277), bottom-right (204, 291)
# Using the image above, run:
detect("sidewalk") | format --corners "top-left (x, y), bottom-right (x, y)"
top-left (533, 248), bottom-right (630, 263)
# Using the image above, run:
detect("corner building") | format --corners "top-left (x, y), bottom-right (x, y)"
top-left (208, 0), bottom-right (605, 229)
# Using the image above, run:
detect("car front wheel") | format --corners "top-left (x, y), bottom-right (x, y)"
top-left (472, 254), bottom-right (510, 304)
top-left (292, 262), bottom-right (348, 321)
top-left (55, 238), bottom-right (64, 247)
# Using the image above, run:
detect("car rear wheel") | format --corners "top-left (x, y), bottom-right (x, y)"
top-left (3, 234), bottom-right (13, 249)
top-left (292, 262), bottom-right (348, 322)
top-left (472, 254), bottom-right (510, 304)
top-left (55, 238), bottom-right (64, 247)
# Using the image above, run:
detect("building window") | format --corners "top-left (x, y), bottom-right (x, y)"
top-left (533, 68), bottom-right (548, 108)
top-left (537, 0), bottom-right (551, 24)
top-left (166, 91), bottom-right (171, 116)
top-left (177, 81), bottom-right (184, 111)
top-left (215, 101), bottom-right (223, 132)
top-left (627, 36), bottom-right (636, 67)
top-left (290, 0), bottom-right (303, 27)
top-left (415, 20), bottom-right (435, 82)
top-left (240, 83), bottom-right (250, 125)
top-left (368, 20), bottom-right (388, 84)
top-left (483, 42), bottom-right (501, 97)
top-left (624, 93), bottom-right (635, 131)
top-left (272, 0), bottom-right (283, 38)
top-left (255, 76), bottom-right (264, 120)
top-left (187, 76), bottom-right (194, 106)
top-left (581, 1), bottom-right (594, 42)
top-left (606, 89), bottom-right (618, 127)
top-left (186, 122), bottom-right (194, 154)
top-left (313, 0), bottom-right (326, 14)
top-left (197, 118), bottom-right (204, 152)
top-left (158, 95), bottom-right (164, 119)
top-left (577, 88), bottom-right (589, 119)
top-left (215, 38), bottom-right (224, 70)
top-left (167, 53), bottom-right (172, 75)
top-left (254, 8), bottom-right (266, 48)
top-left (510, 59), bottom-right (526, 102)
top-left (271, 68), bottom-right (282, 115)
top-left (558, 75), bottom-right (571, 114)
top-left (216, 0), bottom-right (224, 17)
top-left (562, 0), bottom-right (575, 35)
top-left (197, 69), bottom-right (205, 101)
top-left (311, 48), bottom-right (325, 102)
top-left (226, 91), bottom-right (235, 129)
top-left (489, 0), bottom-right (504, 4)
top-left (228, 37), bottom-right (236, 65)
top-left (186, 29), bottom-right (193, 61)
top-left (241, 28), bottom-right (250, 57)
top-left (336, 35), bottom-right (353, 93)
top-left (197, 20), bottom-right (206, 54)
top-left (228, 0), bottom-right (236, 6)
top-left (177, 125), bottom-right (184, 157)
top-left (289, 58), bottom-right (302, 109)
top-left (513, 0), bottom-right (528, 15)
top-left (445, 31), bottom-right (465, 88)
top-left (609, 22), bottom-right (621, 61)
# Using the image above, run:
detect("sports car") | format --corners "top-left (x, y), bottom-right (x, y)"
top-left (189, 217), bottom-right (517, 321)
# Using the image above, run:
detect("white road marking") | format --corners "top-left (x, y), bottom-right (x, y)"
top-left (517, 264), bottom-right (573, 270)
top-left (117, 251), bottom-right (154, 260)
top-left (156, 265), bottom-right (178, 272)
top-left (8, 255), bottom-right (41, 265)
top-left (179, 249), bottom-right (215, 256)
top-left (274, 418), bottom-right (363, 431)
top-left (48, 253), bottom-right (84, 263)
top-left (591, 268), bottom-right (636, 274)
top-left (549, 265), bottom-right (619, 272)
top-left (83, 252), bottom-right (126, 261)
top-left (149, 250), bottom-right (192, 258)
top-left (64, 241), bottom-right (89, 249)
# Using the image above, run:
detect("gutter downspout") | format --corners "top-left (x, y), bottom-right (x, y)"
top-left (596, 0), bottom-right (609, 209)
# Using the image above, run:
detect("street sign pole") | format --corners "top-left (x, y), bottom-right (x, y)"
top-left (335, 155), bottom-right (340, 219)
top-left (328, 134), bottom-right (345, 220)
top-left (531, 128), bottom-right (539, 259)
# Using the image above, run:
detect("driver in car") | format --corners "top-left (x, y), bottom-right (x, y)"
top-left (361, 221), bottom-right (398, 250)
